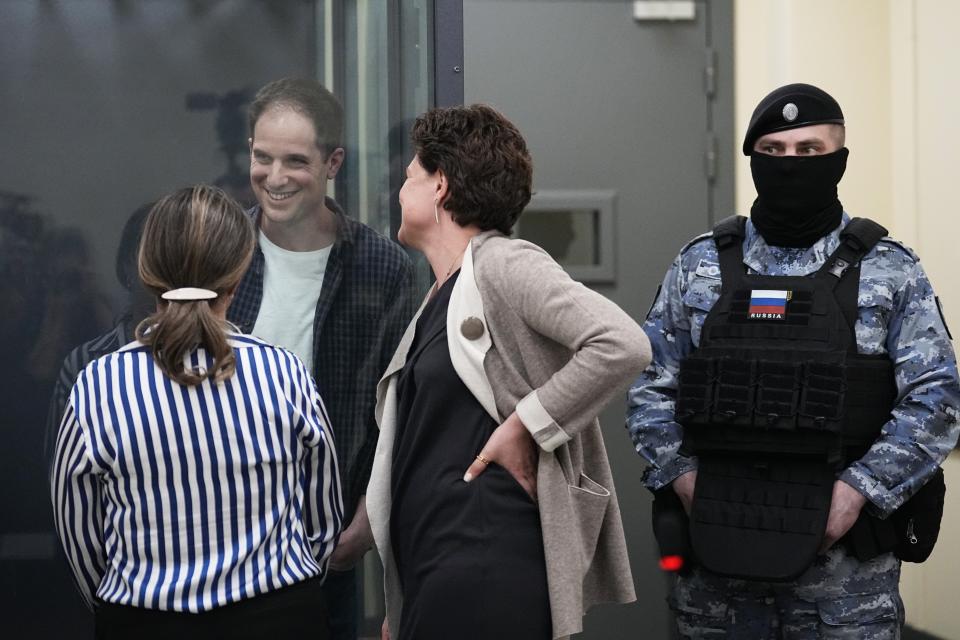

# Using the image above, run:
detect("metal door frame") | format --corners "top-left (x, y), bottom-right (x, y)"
top-left (434, 0), bottom-right (465, 107)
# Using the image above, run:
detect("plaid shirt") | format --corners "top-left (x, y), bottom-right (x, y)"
top-left (229, 198), bottom-right (416, 521)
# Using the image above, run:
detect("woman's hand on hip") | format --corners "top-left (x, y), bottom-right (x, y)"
top-left (463, 411), bottom-right (538, 500)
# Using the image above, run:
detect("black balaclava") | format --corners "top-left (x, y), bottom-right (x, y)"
top-left (742, 83), bottom-right (847, 248)
top-left (750, 147), bottom-right (848, 248)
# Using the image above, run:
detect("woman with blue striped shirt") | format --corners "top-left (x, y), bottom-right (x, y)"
top-left (51, 185), bottom-right (343, 638)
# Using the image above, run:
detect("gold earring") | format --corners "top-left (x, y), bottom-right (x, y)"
top-left (435, 201), bottom-right (440, 225)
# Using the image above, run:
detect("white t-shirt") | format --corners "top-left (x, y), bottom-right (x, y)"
top-left (252, 231), bottom-right (331, 373)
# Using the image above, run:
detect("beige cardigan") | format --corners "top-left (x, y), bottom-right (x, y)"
top-left (367, 231), bottom-right (652, 639)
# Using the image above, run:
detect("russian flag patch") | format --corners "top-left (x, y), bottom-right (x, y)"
top-left (749, 289), bottom-right (790, 320)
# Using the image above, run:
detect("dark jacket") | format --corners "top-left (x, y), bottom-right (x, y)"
top-left (229, 198), bottom-right (417, 520)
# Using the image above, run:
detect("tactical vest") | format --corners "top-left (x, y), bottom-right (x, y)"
top-left (675, 216), bottom-right (897, 581)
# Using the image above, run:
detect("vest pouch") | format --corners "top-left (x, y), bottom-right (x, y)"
top-left (754, 360), bottom-right (802, 430)
top-left (892, 467), bottom-right (946, 562)
top-left (844, 468), bottom-right (945, 563)
top-left (713, 357), bottom-right (756, 427)
top-left (797, 362), bottom-right (845, 433)
top-left (690, 455), bottom-right (833, 581)
top-left (676, 356), bottom-right (716, 426)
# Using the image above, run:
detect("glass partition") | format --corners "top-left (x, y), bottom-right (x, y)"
top-left (1, 1), bottom-right (436, 635)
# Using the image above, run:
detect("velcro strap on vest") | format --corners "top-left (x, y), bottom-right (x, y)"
top-left (707, 324), bottom-right (828, 342)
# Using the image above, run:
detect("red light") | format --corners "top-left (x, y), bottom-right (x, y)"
top-left (659, 555), bottom-right (684, 571)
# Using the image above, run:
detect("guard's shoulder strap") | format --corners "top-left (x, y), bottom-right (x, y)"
top-left (712, 215), bottom-right (747, 247)
top-left (820, 217), bottom-right (889, 336)
top-left (712, 215), bottom-right (747, 289)
top-left (819, 217), bottom-right (888, 282)
top-left (841, 218), bottom-right (888, 256)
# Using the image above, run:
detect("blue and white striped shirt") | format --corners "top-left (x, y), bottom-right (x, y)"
top-left (50, 332), bottom-right (343, 612)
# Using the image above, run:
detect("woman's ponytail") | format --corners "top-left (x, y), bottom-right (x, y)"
top-left (135, 185), bottom-right (255, 386)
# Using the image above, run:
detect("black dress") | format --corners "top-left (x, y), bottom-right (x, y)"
top-left (390, 272), bottom-right (551, 640)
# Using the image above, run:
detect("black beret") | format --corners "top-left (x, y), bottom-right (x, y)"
top-left (742, 83), bottom-right (844, 155)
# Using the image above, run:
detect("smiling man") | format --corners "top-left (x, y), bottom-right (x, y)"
top-left (229, 77), bottom-right (415, 640)
top-left (628, 83), bottom-right (960, 638)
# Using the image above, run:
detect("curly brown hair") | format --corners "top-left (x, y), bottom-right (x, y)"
top-left (411, 104), bottom-right (532, 234)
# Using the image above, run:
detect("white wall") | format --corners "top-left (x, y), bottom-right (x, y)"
top-left (734, 0), bottom-right (892, 227)
top-left (736, 1), bottom-right (960, 636)
top-left (891, 2), bottom-right (960, 635)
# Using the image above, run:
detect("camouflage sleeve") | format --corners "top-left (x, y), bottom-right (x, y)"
top-left (840, 260), bottom-right (960, 517)
top-left (626, 255), bottom-right (699, 491)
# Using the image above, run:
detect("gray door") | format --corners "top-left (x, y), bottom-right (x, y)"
top-left (463, 1), bottom-right (734, 637)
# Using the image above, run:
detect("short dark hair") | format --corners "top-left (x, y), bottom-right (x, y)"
top-left (411, 104), bottom-right (532, 234)
top-left (248, 77), bottom-right (344, 156)
top-left (829, 123), bottom-right (846, 148)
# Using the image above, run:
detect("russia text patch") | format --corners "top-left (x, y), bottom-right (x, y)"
top-left (749, 289), bottom-right (790, 320)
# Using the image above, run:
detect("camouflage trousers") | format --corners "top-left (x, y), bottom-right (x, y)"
top-left (670, 547), bottom-right (904, 639)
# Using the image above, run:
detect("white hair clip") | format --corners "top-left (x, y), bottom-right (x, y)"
top-left (161, 287), bottom-right (218, 301)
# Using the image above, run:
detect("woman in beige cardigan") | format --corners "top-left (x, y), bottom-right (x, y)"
top-left (367, 104), bottom-right (651, 640)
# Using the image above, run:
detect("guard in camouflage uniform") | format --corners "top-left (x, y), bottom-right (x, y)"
top-left (627, 83), bottom-right (960, 638)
